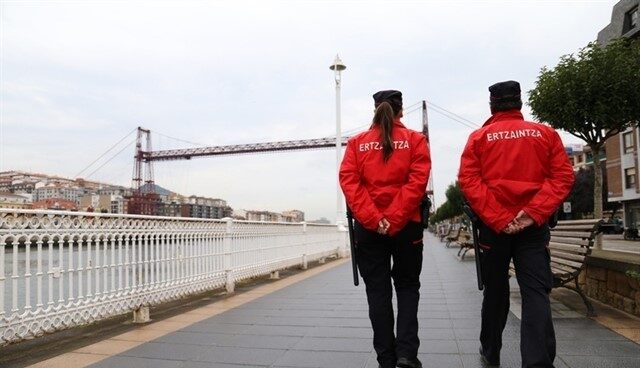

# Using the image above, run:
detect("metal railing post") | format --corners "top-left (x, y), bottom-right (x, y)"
top-left (302, 221), bottom-right (308, 270)
top-left (224, 217), bottom-right (235, 293)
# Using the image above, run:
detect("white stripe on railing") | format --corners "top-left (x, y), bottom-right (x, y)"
top-left (0, 209), bottom-right (347, 345)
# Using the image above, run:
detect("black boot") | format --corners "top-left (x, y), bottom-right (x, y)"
top-left (396, 357), bottom-right (422, 368)
top-left (479, 347), bottom-right (500, 366)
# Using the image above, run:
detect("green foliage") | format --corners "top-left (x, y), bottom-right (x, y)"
top-left (530, 38), bottom-right (640, 220)
top-left (529, 38), bottom-right (640, 148)
top-left (626, 270), bottom-right (640, 280)
top-left (567, 166), bottom-right (615, 218)
top-left (430, 182), bottom-right (464, 224)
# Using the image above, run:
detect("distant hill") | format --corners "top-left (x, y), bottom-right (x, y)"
top-left (140, 183), bottom-right (175, 196)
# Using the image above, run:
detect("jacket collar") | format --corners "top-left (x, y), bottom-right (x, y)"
top-left (482, 110), bottom-right (524, 127)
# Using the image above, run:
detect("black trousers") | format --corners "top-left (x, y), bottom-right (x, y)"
top-left (355, 221), bottom-right (424, 367)
top-left (478, 223), bottom-right (556, 368)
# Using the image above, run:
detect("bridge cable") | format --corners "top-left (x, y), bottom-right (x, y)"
top-left (153, 130), bottom-right (207, 147)
top-left (337, 103), bottom-right (424, 138)
top-left (428, 107), bottom-right (478, 130)
top-left (425, 100), bottom-right (480, 128)
top-left (84, 138), bottom-right (137, 179)
top-left (75, 127), bottom-right (137, 178)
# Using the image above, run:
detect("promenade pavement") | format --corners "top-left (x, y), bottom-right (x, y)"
top-left (32, 231), bottom-right (640, 368)
top-left (601, 235), bottom-right (640, 254)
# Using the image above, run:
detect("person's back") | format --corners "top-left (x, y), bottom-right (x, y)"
top-left (346, 120), bottom-right (427, 232)
top-left (458, 80), bottom-right (574, 368)
top-left (461, 110), bottom-right (574, 228)
top-left (340, 90), bottom-right (430, 368)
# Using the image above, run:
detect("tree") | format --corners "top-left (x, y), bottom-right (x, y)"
top-left (529, 38), bottom-right (640, 221)
top-left (429, 182), bottom-right (464, 224)
top-left (569, 167), bottom-right (595, 218)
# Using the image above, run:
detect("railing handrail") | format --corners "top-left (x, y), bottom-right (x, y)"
top-left (0, 209), bottom-right (322, 226)
top-left (0, 210), bottom-right (348, 346)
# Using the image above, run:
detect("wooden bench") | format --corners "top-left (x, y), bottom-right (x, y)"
top-left (439, 225), bottom-right (452, 242)
top-left (445, 227), bottom-right (462, 247)
top-left (509, 219), bottom-right (603, 316)
top-left (457, 235), bottom-right (475, 260)
top-left (452, 230), bottom-right (472, 254)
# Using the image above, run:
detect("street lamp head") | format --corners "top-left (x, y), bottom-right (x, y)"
top-left (329, 54), bottom-right (346, 71)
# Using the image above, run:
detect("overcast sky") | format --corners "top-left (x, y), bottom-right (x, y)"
top-left (0, 0), bottom-right (617, 222)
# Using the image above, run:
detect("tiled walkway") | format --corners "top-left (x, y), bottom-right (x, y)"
top-left (40, 231), bottom-right (640, 367)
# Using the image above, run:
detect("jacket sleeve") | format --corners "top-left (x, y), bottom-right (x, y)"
top-left (522, 130), bottom-right (575, 225)
top-left (383, 134), bottom-right (431, 235)
top-left (339, 139), bottom-right (384, 231)
top-left (458, 132), bottom-right (516, 233)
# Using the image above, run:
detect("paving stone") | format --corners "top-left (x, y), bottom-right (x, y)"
top-left (89, 232), bottom-right (640, 368)
top-left (193, 346), bottom-right (286, 365)
top-left (307, 326), bottom-right (372, 338)
top-left (91, 356), bottom-right (183, 368)
top-left (418, 339), bottom-right (459, 354)
top-left (558, 355), bottom-right (640, 368)
top-left (274, 350), bottom-right (370, 368)
top-left (182, 322), bottom-right (250, 335)
top-left (154, 331), bottom-right (236, 346)
top-left (418, 327), bottom-right (455, 340)
top-left (417, 353), bottom-right (463, 368)
top-left (557, 339), bottom-right (640, 356)
top-left (227, 334), bottom-right (303, 349)
top-left (240, 324), bottom-right (311, 336)
top-left (419, 318), bottom-right (453, 328)
top-left (119, 341), bottom-right (207, 361)
top-left (180, 362), bottom-right (267, 368)
top-left (292, 336), bottom-right (372, 352)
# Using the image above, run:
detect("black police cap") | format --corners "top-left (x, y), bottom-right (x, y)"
top-left (489, 81), bottom-right (521, 101)
top-left (373, 90), bottom-right (403, 109)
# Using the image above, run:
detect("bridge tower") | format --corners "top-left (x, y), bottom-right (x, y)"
top-left (128, 127), bottom-right (158, 215)
top-left (422, 101), bottom-right (435, 211)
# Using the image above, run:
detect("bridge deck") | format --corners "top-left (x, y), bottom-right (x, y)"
top-left (29, 232), bottom-right (640, 368)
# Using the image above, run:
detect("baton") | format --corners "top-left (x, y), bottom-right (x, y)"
top-left (462, 203), bottom-right (484, 291)
top-left (345, 205), bottom-right (359, 286)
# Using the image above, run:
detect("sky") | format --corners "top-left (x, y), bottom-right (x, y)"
top-left (0, 0), bottom-right (618, 222)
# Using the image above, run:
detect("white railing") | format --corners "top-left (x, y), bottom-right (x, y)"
top-left (0, 209), bottom-right (347, 345)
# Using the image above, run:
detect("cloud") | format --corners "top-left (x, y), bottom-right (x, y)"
top-left (0, 0), bottom-right (617, 221)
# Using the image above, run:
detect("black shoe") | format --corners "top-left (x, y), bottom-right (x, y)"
top-left (479, 347), bottom-right (500, 366)
top-left (397, 357), bottom-right (422, 368)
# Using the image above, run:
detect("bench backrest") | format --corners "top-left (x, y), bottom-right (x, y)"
top-left (548, 219), bottom-right (603, 280)
top-left (458, 230), bottom-right (471, 242)
top-left (448, 227), bottom-right (462, 239)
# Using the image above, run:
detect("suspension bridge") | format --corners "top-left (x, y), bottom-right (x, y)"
top-left (5, 100), bottom-right (637, 368)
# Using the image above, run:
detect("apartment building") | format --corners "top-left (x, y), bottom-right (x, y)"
top-left (237, 209), bottom-right (305, 223)
top-left (34, 183), bottom-right (85, 205)
top-left (282, 210), bottom-right (305, 222)
top-left (32, 198), bottom-right (77, 211)
top-left (601, 1), bottom-right (640, 227)
top-left (79, 194), bottom-right (125, 213)
top-left (0, 192), bottom-right (32, 209)
top-left (567, 145), bottom-right (606, 171)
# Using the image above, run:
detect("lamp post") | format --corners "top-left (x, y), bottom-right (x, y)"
top-left (330, 54), bottom-right (346, 225)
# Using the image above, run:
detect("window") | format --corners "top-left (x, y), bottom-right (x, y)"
top-left (624, 6), bottom-right (638, 33)
top-left (626, 168), bottom-right (637, 189)
top-left (624, 131), bottom-right (635, 153)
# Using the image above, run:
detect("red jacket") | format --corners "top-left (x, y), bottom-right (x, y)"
top-left (458, 110), bottom-right (575, 233)
top-left (340, 119), bottom-right (431, 235)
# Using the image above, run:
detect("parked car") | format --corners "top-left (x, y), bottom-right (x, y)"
top-left (600, 219), bottom-right (624, 234)
top-left (624, 227), bottom-right (640, 240)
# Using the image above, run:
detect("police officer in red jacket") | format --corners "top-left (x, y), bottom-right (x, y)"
top-left (458, 81), bottom-right (574, 368)
top-left (340, 90), bottom-right (431, 368)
